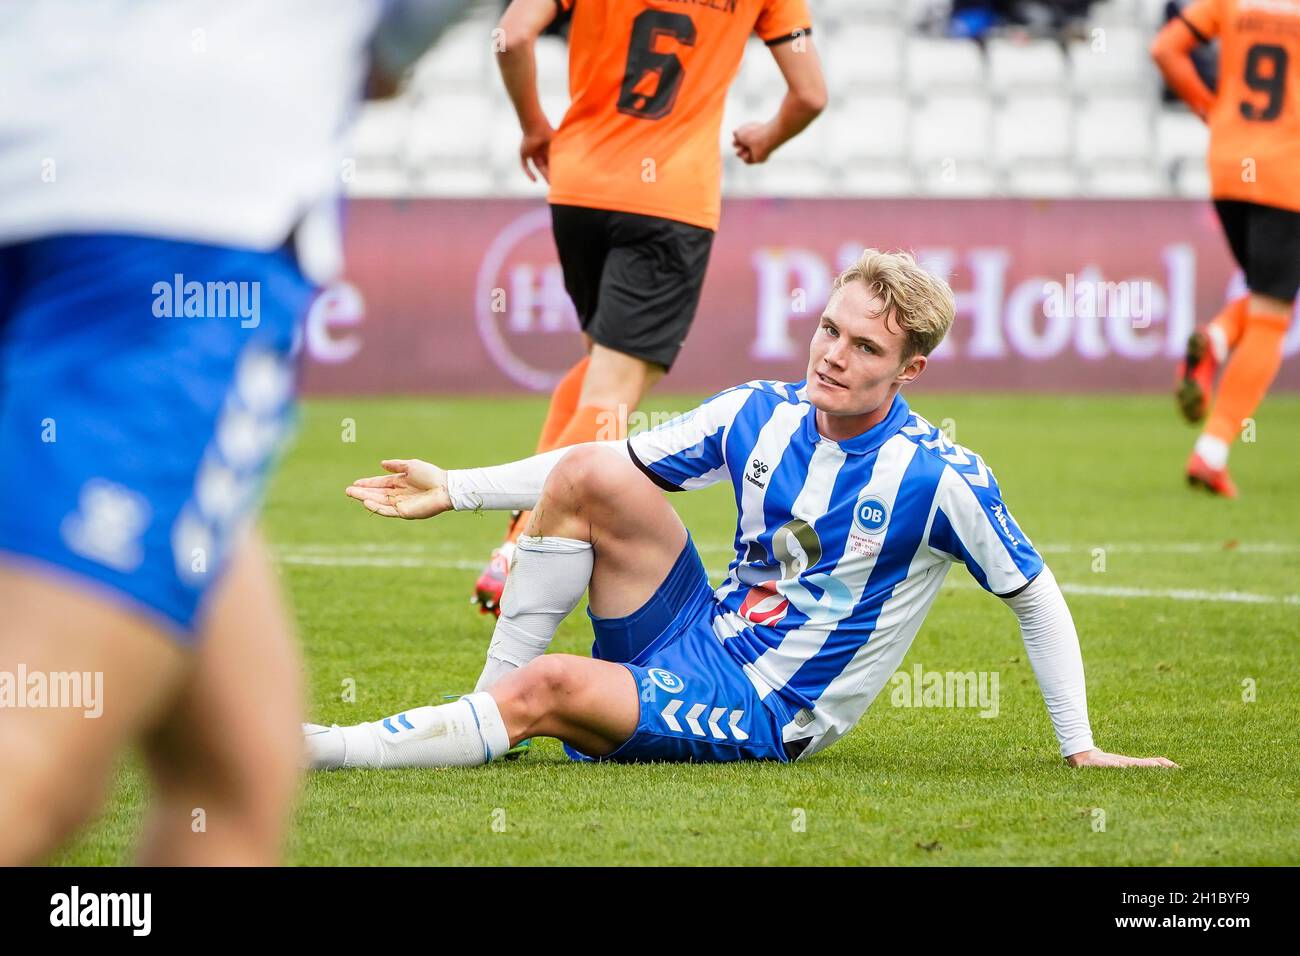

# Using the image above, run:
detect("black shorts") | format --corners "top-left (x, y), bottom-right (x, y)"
top-left (1213, 199), bottom-right (1300, 302)
top-left (550, 204), bottom-right (715, 370)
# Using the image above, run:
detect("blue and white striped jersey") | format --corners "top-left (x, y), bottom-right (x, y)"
top-left (627, 380), bottom-right (1044, 757)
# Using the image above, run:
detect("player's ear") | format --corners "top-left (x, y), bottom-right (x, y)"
top-left (895, 352), bottom-right (927, 386)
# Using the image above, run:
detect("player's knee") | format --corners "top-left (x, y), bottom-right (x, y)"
top-left (544, 444), bottom-right (637, 512)
top-left (508, 654), bottom-right (584, 723)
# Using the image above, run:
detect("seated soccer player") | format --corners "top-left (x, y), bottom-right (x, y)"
top-left (309, 250), bottom-right (1177, 771)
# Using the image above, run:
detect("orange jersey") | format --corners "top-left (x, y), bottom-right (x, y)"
top-left (547, 0), bottom-right (813, 231)
top-left (1181, 0), bottom-right (1300, 211)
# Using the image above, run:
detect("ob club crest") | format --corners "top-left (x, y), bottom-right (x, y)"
top-left (853, 494), bottom-right (890, 536)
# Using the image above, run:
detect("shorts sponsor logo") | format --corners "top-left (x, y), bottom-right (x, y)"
top-left (648, 668), bottom-right (685, 693)
top-left (853, 494), bottom-right (890, 536)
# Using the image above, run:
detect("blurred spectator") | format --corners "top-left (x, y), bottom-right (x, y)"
top-left (949, 1), bottom-right (1096, 40)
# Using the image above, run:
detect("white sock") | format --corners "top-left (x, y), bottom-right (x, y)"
top-left (1195, 433), bottom-right (1229, 470)
top-left (303, 692), bottom-right (510, 769)
top-left (473, 534), bottom-right (593, 692)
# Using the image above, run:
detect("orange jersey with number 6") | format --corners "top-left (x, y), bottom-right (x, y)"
top-left (1181, 0), bottom-right (1300, 211)
top-left (547, 0), bottom-right (812, 231)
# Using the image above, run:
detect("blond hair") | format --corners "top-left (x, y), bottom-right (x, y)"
top-left (831, 249), bottom-right (955, 359)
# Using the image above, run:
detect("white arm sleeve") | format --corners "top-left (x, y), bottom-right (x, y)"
top-left (444, 440), bottom-right (631, 512)
top-left (1001, 566), bottom-right (1095, 758)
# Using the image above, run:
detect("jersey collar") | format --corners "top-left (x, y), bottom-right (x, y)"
top-left (801, 388), bottom-right (911, 456)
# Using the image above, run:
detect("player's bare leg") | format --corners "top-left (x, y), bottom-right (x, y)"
top-left (490, 654), bottom-right (640, 756)
top-left (0, 566), bottom-right (186, 864)
top-left (136, 529), bottom-right (303, 866)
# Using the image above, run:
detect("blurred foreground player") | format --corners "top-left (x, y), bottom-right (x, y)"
top-left (0, 0), bottom-right (473, 865)
top-left (474, 0), bottom-right (827, 613)
top-left (310, 250), bottom-right (1176, 772)
top-left (1152, 0), bottom-right (1300, 497)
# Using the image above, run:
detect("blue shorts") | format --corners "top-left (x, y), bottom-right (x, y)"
top-left (0, 234), bottom-right (313, 641)
top-left (565, 535), bottom-right (793, 764)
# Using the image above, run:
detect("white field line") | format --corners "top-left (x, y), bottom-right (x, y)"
top-left (275, 549), bottom-right (1300, 606)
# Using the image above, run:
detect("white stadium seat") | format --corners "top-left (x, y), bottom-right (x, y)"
top-left (757, 163), bottom-right (834, 196)
top-left (410, 19), bottom-right (492, 93)
top-left (407, 94), bottom-right (492, 164)
top-left (736, 38), bottom-right (780, 102)
top-left (1155, 110), bottom-right (1210, 166)
top-left (1084, 164), bottom-right (1167, 197)
top-left (829, 94), bottom-right (910, 162)
top-left (1173, 160), bottom-right (1212, 198)
top-left (496, 165), bottom-right (550, 197)
top-left (1089, 0), bottom-right (1145, 26)
top-left (910, 94), bottom-right (993, 164)
top-left (410, 165), bottom-right (497, 197)
top-left (839, 163), bottom-right (916, 196)
top-left (1074, 96), bottom-right (1152, 164)
top-left (773, 105), bottom-right (829, 164)
top-left (1004, 164), bottom-right (1080, 198)
top-left (825, 24), bottom-right (905, 92)
top-left (533, 36), bottom-right (570, 101)
top-left (904, 37), bottom-right (986, 95)
top-left (1138, 0), bottom-right (1174, 29)
top-left (720, 91), bottom-right (748, 157)
top-left (724, 160), bottom-right (767, 197)
top-left (1068, 27), bottom-right (1156, 95)
top-left (343, 164), bottom-right (413, 199)
top-left (539, 90), bottom-right (571, 130)
top-left (994, 95), bottom-right (1073, 166)
top-left (823, 0), bottom-right (900, 22)
top-left (918, 161), bottom-right (997, 197)
top-left (987, 38), bottom-right (1068, 94)
top-left (345, 100), bottom-right (412, 166)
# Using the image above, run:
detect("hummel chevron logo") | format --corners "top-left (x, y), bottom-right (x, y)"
top-left (904, 418), bottom-right (990, 487)
top-left (660, 700), bottom-right (749, 741)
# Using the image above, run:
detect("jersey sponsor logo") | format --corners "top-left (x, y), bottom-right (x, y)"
top-left (744, 458), bottom-right (770, 488)
top-left (740, 581), bottom-right (790, 627)
top-left (648, 668), bottom-right (685, 693)
top-left (852, 494), bottom-right (890, 536)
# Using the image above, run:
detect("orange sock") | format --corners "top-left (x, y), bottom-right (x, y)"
top-left (1205, 295), bottom-right (1249, 363)
top-left (506, 398), bottom-right (622, 545)
top-left (1204, 311), bottom-right (1289, 446)
top-left (535, 356), bottom-right (590, 453)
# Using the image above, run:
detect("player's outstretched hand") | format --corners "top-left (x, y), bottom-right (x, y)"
top-left (346, 459), bottom-right (452, 519)
top-left (1066, 748), bottom-right (1180, 769)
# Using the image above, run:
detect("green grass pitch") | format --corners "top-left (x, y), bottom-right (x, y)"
top-left (54, 392), bottom-right (1300, 865)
